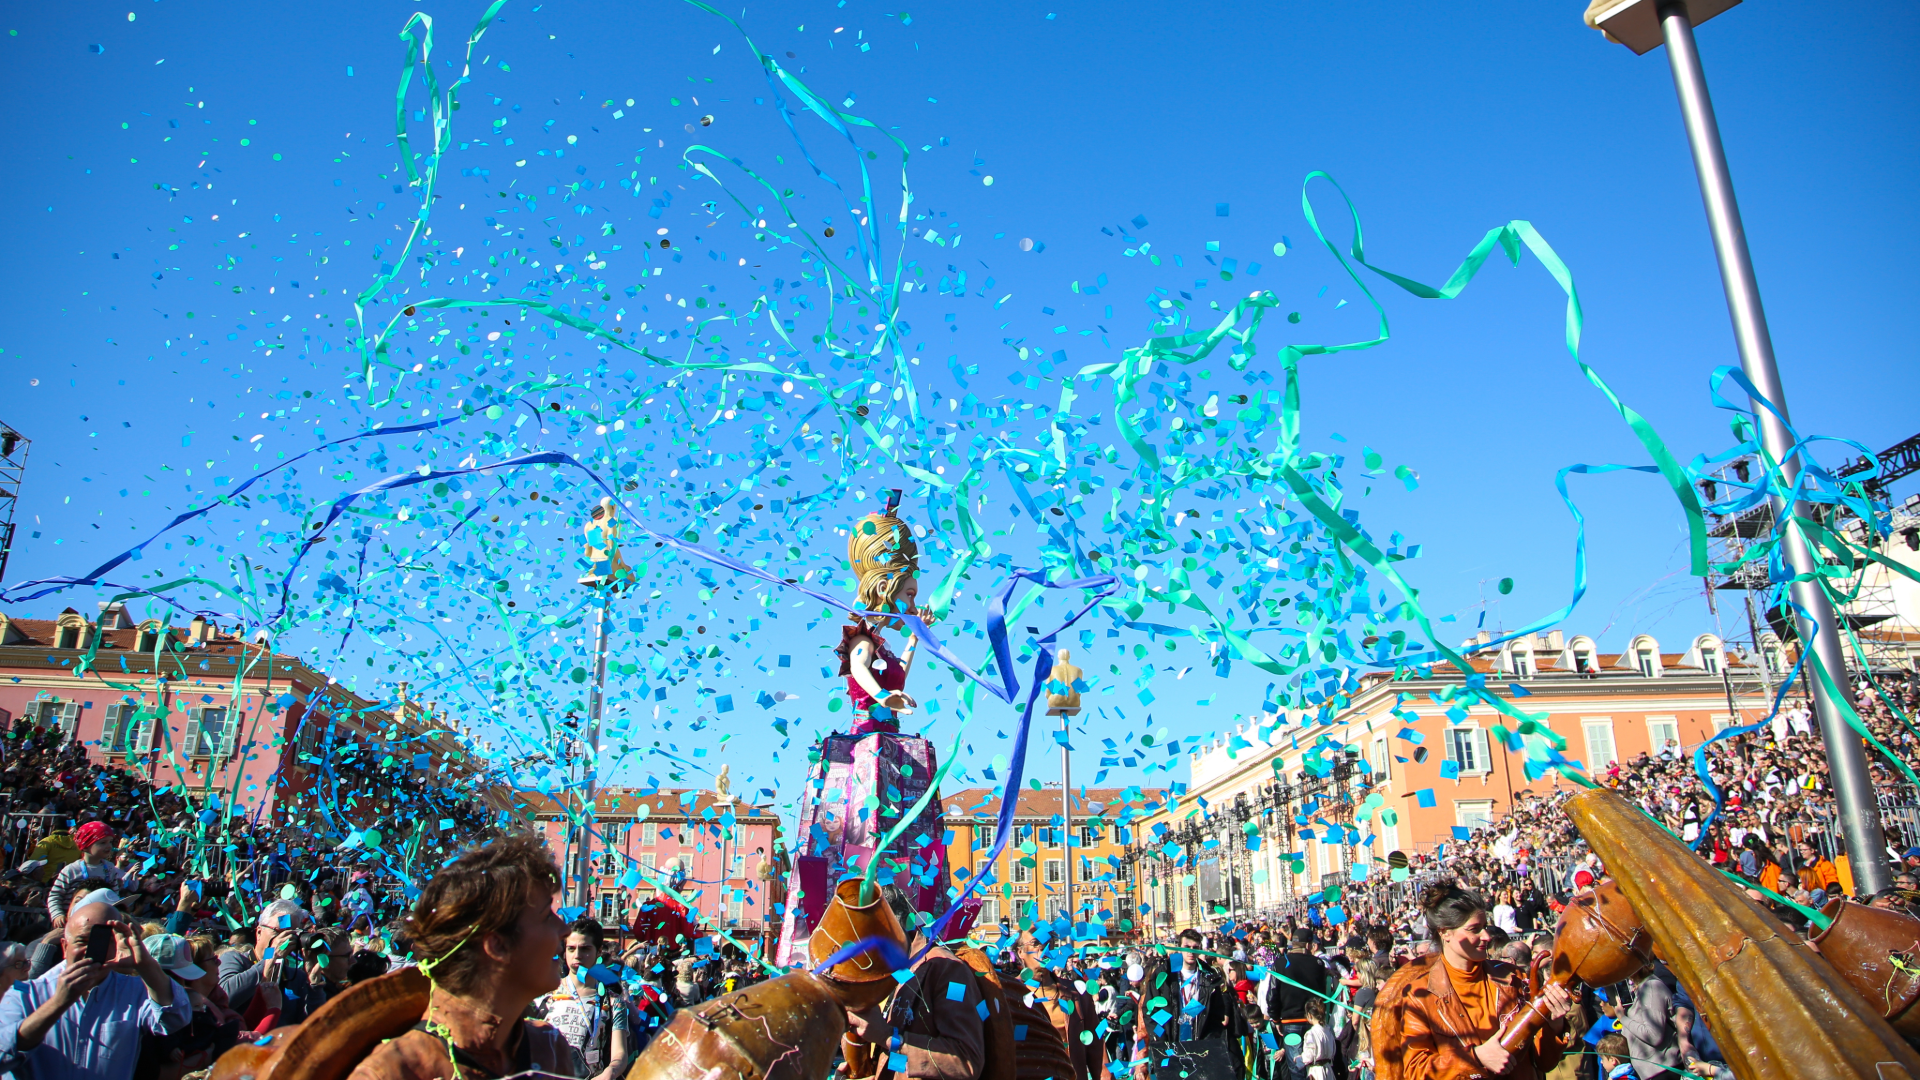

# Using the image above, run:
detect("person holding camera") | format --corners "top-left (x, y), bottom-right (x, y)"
top-left (0, 897), bottom-right (191, 1080)
top-left (218, 898), bottom-right (330, 1031)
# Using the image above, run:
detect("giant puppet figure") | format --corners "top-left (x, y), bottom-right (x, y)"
top-left (775, 490), bottom-right (950, 967)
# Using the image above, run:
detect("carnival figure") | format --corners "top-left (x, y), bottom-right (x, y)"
top-left (774, 491), bottom-right (950, 968)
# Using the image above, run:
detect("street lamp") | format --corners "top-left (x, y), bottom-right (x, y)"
top-left (1584, 0), bottom-right (1892, 894)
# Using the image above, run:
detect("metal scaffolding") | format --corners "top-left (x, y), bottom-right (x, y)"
top-left (0, 423), bottom-right (29, 583)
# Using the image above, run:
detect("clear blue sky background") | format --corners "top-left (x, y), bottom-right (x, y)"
top-left (1, 0), bottom-right (1915, 813)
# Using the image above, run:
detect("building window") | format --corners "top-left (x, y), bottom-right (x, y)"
top-left (1079, 824), bottom-right (1102, 847)
top-left (55, 625), bottom-right (82, 650)
top-left (597, 893), bottom-right (619, 923)
top-left (729, 851), bottom-right (745, 878)
top-left (183, 706), bottom-right (234, 759)
top-left (1045, 897), bottom-right (1065, 920)
top-left (1037, 827), bottom-right (1062, 848)
top-left (1455, 800), bottom-right (1495, 832)
top-left (1712, 714), bottom-right (1735, 734)
top-left (1444, 726), bottom-right (1489, 774)
top-left (979, 898), bottom-right (1001, 926)
top-left (596, 849), bottom-right (619, 876)
top-left (1014, 824), bottom-right (1034, 847)
top-left (1013, 860), bottom-right (1033, 884)
top-left (1647, 717), bottom-right (1681, 758)
top-left (1114, 826), bottom-right (1132, 845)
top-left (1583, 718), bottom-right (1619, 769)
top-left (973, 860), bottom-right (996, 886)
top-left (1762, 646), bottom-right (1783, 675)
top-left (1636, 648), bottom-right (1658, 678)
top-left (976, 823), bottom-right (996, 850)
top-left (1574, 648), bottom-right (1594, 673)
top-left (726, 893), bottom-right (745, 924)
top-left (103, 702), bottom-right (133, 753)
top-left (1511, 651), bottom-right (1534, 679)
top-left (1044, 859), bottom-right (1065, 885)
top-left (1699, 646), bottom-right (1719, 674)
top-left (136, 627), bottom-right (160, 653)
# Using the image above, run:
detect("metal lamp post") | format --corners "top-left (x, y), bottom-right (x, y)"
top-left (1586, 0), bottom-right (1892, 894)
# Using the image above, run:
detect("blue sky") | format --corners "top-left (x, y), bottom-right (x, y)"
top-left (1, 0), bottom-right (1914, 815)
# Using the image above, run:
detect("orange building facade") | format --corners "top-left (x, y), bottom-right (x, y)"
top-left (1135, 629), bottom-right (1786, 931)
top-left (939, 784), bottom-right (1168, 932)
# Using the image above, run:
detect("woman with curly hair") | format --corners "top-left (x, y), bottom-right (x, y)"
top-left (1375, 880), bottom-right (1571, 1080)
top-left (349, 833), bottom-right (576, 1080)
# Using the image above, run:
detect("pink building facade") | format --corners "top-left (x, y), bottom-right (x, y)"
top-left (0, 605), bottom-right (506, 836)
top-left (532, 786), bottom-right (785, 939)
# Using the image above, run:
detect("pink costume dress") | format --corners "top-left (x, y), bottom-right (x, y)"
top-left (774, 622), bottom-right (950, 967)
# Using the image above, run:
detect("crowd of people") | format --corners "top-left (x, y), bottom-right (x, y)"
top-left (4, 675), bottom-right (1920, 1080)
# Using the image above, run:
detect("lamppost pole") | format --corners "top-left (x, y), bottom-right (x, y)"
top-left (1594, 0), bottom-right (1891, 893)
top-left (576, 497), bottom-right (628, 910)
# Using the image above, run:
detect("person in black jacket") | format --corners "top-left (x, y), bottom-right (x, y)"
top-left (1139, 928), bottom-right (1241, 1080)
top-left (1265, 928), bottom-right (1332, 1080)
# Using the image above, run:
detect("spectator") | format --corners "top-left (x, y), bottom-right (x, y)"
top-left (219, 898), bottom-right (330, 1030)
top-left (136, 931), bottom-right (243, 1077)
top-left (533, 917), bottom-right (632, 1080)
top-left (0, 898), bottom-right (191, 1080)
top-left (45, 822), bottom-right (137, 928)
top-left (26, 826), bottom-right (80, 885)
top-left (1266, 925), bottom-right (1332, 1077)
top-left (347, 833), bottom-right (573, 1079)
top-left (1294, 997), bottom-right (1336, 1080)
top-left (0, 940), bottom-right (29, 998)
top-left (1596, 1031), bottom-right (1634, 1080)
top-left (347, 949), bottom-right (392, 986)
top-left (1621, 966), bottom-right (1682, 1080)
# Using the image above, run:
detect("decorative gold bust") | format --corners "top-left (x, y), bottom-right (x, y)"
top-left (1046, 648), bottom-right (1084, 716)
top-left (578, 497), bottom-right (634, 589)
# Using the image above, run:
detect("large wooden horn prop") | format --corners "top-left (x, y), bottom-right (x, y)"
top-left (209, 966), bottom-right (431, 1080)
top-left (1565, 787), bottom-right (1920, 1080)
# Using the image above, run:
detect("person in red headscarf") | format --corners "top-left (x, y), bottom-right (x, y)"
top-left (47, 822), bottom-right (137, 928)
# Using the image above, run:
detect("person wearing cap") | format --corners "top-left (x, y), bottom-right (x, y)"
top-left (219, 897), bottom-right (330, 1030)
top-left (45, 822), bottom-right (136, 929)
top-left (0, 898), bottom-right (191, 1080)
top-left (139, 931), bottom-right (245, 1076)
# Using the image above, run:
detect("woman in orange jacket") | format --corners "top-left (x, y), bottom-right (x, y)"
top-left (1390, 880), bottom-right (1574, 1080)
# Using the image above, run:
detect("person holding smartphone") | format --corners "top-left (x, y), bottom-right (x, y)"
top-left (0, 898), bottom-right (191, 1080)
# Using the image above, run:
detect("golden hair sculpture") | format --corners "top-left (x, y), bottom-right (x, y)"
top-left (847, 488), bottom-right (920, 623)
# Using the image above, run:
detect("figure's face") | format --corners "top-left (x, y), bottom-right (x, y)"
top-left (565, 932), bottom-right (600, 976)
top-left (1439, 912), bottom-right (1492, 963)
top-left (891, 572), bottom-right (919, 613)
top-left (507, 892), bottom-right (568, 999)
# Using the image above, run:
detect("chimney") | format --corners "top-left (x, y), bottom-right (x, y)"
top-left (1540, 630), bottom-right (1565, 651)
top-left (188, 615), bottom-right (214, 644)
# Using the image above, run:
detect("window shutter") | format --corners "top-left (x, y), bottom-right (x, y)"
top-left (1472, 727), bottom-right (1492, 773)
top-left (104, 703), bottom-right (129, 752)
top-left (182, 707), bottom-right (204, 757)
top-left (213, 708), bottom-right (238, 759)
top-left (133, 712), bottom-right (156, 754)
top-left (59, 702), bottom-right (82, 742)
